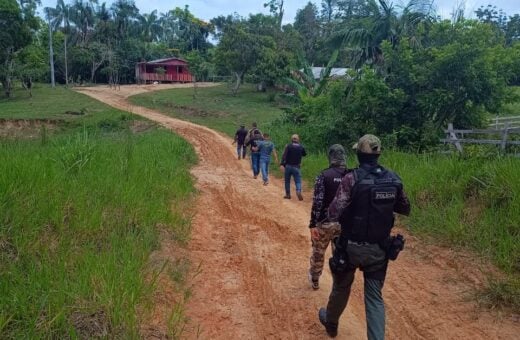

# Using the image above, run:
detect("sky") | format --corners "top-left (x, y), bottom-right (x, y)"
top-left (37, 0), bottom-right (520, 24)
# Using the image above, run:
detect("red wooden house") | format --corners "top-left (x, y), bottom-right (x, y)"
top-left (135, 57), bottom-right (193, 84)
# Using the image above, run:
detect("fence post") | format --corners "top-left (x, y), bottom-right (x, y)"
top-left (501, 122), bottom-right (510, 151)
top-left (448, 123), bottom-right (463, 153)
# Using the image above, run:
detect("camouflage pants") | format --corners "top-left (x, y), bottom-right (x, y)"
top-left (309, 222), bottom-right (341, 280)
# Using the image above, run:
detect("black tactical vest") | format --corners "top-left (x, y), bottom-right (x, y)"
top-left (321, 167), bottom-right (349, 221)
top-left (339, 166), bottom-right (402, 243)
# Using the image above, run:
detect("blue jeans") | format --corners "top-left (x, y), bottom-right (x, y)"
top-left (251, 152), bottom-right (260, 176)
top-left (260, 158), bottom-right (270, 182)
top-left (284, 165), bottom-right (302, 195)
top-left (236, 144), bottom-right (246, 158)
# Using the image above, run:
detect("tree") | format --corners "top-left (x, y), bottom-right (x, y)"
top-left (263, 0), bottom-right (284, 29)
top-left (331, 0), bottom-right (434, 67)
top-left (382, 20), bottom-right (510, 132)
top-left (215, 22), bottom-right (263, 95)
top-left (294, 2), bottom-right (321, 65)
top-left (43, 8), bottom-right (56, 87)
top-left (110, 0), bottom-right (139, 43)
top-left (0, 0), bottom-right (35, 96)
top-left (70, 0), bottom-right (96, 45)
top-left (47, 0), bottom-right (71, 85)
top-left (505, 14), bottom-right (520, 46)
top-left (321, 0), bottom-right (337, 22)
top-left (475, 4), bottom-right (507, 28)
top-left (139, 9), bottom-right (161, 42)
top-left (15, 41), bottom-right (47, 96)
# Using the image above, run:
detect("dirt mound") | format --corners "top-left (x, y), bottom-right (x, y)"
top-left (0, 119), bottom-right (60, 139)
top-left (77, 85), bottom-right (520, 340)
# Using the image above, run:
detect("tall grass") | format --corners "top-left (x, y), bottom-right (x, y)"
top-left (0, 127), bottom-right (196, 338)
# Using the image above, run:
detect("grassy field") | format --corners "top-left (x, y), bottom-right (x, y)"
top-left (0, 85), bottom-right (196, 337)
top-left (0, 85), bottom-right (129, 124)
top-left (129, 84), bottom-right (286, 137)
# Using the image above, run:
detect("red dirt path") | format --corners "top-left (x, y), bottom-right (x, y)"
top-left (77, 84), bottom-right (519, 339)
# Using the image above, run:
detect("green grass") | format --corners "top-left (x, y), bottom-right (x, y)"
top-left (129, 84), bottom-right (285, 137)
top-left (0, 86), bottom-right (197, 337)
top-left (0, 85), bottom-right (128, 125)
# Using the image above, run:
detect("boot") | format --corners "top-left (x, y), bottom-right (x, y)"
top-left (319, 308), bottom-right (338, 338)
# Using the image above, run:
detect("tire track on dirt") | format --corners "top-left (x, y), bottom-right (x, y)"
top-left (77, 85), bottom-right (519, 339)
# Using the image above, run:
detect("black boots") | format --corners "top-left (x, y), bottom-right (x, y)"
top-left (319, 308), bottom-right (338, 338)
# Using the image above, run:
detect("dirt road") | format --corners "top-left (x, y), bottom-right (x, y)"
top-left (77, 84), bottom-right (518, 339)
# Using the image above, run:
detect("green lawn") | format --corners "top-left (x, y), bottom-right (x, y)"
top-left (0, 86), bottom-right (196, 337)
top-left (0, 85), bottom-right (129, 125)
top-left (129, 84), bottom-right (285, 137)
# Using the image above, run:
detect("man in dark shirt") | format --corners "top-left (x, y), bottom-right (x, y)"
top-left (233, 124), bottom-right (248, 160)
top-left (318, 134), bottom-right (411, 339)
top-left (280, 134), bottom-right (307, 200)
top-left (246, 130), bottom-right (263, 179)
top-left (308, 144), bottom-right (349, 290)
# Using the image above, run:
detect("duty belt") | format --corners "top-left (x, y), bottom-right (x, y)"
top-left (347, 240), bottom-right (376, 246)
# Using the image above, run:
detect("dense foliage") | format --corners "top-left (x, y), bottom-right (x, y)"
top-left (271, 1), bottom-right (520, 151)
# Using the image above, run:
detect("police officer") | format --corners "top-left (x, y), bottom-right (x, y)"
top-left (318, 134), bottom-right (411, 339)
top-left (308, 144), bottom-right (349, 290)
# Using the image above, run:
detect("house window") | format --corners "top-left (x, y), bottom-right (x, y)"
top-left (179, 67), bottom-right (184, 74)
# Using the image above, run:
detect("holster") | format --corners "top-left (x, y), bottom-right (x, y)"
top-left (379, 234), bottom-right (405, 261)
top-left (329, 237), bottom-right (349, 274)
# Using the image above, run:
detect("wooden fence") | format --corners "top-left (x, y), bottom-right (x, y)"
top-left (441, 123), bottom-right (520, 154)
top-left (489, 115), bottom-right (520, 129)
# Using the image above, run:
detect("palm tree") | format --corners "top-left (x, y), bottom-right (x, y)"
top-left (43, 7), bottom-right (56, 88)
top-left (48, 0), bottom-right (71, 85)
top-left (111, 0), bottom-right (139, 40)
top-left (139, 10), bottom-right (162, 42)
top-left (331, 0), bottom-right (435, 67)
top-left (70, 0), bottom-right (97, 45)
top-left (94, 2), bottom-right (113, 40)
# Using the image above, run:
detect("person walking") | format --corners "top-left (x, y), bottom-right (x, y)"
top-left (232, 124), bottom-right (248, 160)
top-left (319, 134), bottom-right (411, 339)
top-left (246, 129), bottom-right (263, 179)
top-left (244, 122), bottom-right (261, 145)
top-left (308, 144), bottom-right (349, 290)
top-left (256, 133), bottom-right (278, 185)
top-left (280, 134), bottom-right (306, 200)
